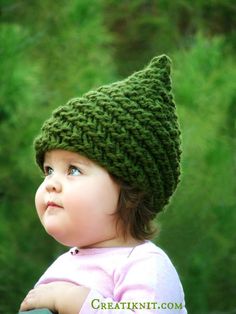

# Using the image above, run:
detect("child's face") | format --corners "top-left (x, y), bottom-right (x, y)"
top-left (35, 149), bottom-right (121, 248)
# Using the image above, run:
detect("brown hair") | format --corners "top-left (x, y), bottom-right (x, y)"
top-left (114, 179), bottom-right (158, 241)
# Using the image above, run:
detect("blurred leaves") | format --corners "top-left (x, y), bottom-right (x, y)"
top-left (0, 1), bottom-right (116, 312)
top-left (158, 34), bottom-right (236, 312)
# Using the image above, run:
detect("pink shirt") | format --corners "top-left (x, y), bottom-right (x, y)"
top-left (36, 241), bottom-right (187, 313)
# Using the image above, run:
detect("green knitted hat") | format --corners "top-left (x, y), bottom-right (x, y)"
top-left (34, 55), bottom-right (181, 214)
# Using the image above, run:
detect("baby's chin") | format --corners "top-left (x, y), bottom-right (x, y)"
top-left (42, 216), bottom-right (67, 242)
top-left (41, 219), bottom-right (80, 247)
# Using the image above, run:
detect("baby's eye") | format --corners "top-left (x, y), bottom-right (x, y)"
top-left (43, 166), bottom-right (53, 176)
top-left (68, 165), bottom-right (81, 176)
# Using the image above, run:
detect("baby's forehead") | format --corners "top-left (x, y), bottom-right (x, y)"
top-left (44, 149), bottom-right (92, 166)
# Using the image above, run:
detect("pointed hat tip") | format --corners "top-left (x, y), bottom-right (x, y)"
top-left (149, 54), bottom-right (172, 67)
top-left (146, 54), bottom-right (172, 78)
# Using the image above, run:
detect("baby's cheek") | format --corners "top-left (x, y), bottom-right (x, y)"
top-left (35, 186), bottom-right (45, 216)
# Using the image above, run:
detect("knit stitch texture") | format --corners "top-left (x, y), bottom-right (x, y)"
top-left (34, 55), bottom-right (181, 214)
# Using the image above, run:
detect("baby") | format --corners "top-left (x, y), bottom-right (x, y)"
top-left (20, 55), bottom-right (187, 313)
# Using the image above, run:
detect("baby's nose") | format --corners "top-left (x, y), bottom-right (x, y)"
top-left (45, 176), bottom-right (62, 193)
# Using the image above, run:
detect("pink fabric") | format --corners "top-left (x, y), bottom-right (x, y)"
top-left (36, 241), bottom-right (187, 313)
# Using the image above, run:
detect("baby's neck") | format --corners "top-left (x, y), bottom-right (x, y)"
top-left (81, 237), bottom-right (144, 249)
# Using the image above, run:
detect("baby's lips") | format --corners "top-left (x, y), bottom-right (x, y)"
top-left (47, 201), bottom-right (63, 208)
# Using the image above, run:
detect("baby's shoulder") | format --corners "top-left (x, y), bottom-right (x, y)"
top-left (128, 241), bottom-right (172, 262)
top-left (115, 241), bottom-right (184, 295)
top-left (117, 241), bottom-right (179, 278)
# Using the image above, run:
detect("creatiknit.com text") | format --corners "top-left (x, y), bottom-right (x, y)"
top-left (91, 299), bottom-right (184, 311)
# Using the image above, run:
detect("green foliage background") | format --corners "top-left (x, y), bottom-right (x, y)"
top-left (0, 1), bottom-right (235, 313)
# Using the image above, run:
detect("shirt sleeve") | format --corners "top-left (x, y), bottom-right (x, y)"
top-left (79, 251), bottom-right (187, 314)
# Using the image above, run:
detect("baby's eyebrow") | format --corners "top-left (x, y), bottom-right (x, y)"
top-left (66, 156), bottom-right (92, 167)
top-left (43, 151), bottom-right (94, 167)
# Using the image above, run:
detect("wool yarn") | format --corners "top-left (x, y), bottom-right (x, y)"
top-left (34, 55), bottom-right (181, 214)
